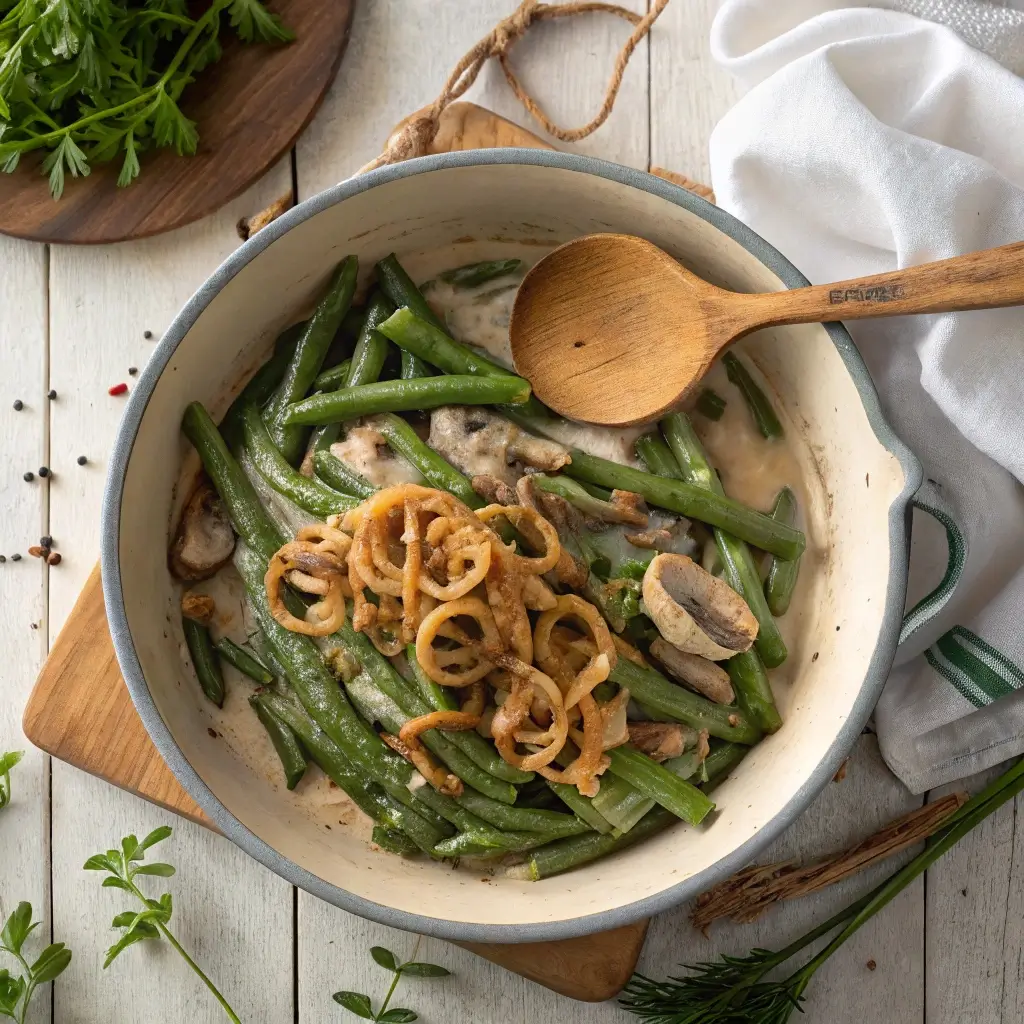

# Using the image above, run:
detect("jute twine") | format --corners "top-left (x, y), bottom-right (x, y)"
top-left (239, 0), bottom-right (670, 239)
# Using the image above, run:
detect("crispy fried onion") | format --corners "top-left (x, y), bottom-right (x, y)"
top-left (266, 484), bottom-right (628, 794)
top-left (490, 656), bottom-right (568, 772)
top-left (534, 595), bottom-right (617, 709)
top-left (264, 524), bottom-right (353, 636)
top-left (381, 731), bottom-right (463, 796)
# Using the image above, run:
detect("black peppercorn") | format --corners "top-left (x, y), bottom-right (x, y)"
top-left (77, 455), bottom-right (88, 465)
top-left (11, 553), bottom-right (21, 561)
top-left (47, 389), bottom-right (57, 400)
top-left (0, 555), bottom-right (6, 563)
top-left (128, 366), bottom-right (138, 376)
top-left (23, 471), bottom-right (34, 482)
top-left (144, 330), bottom-right (153, 339)
top-left (38, 466), bottom-right (49, 478)
top-left (13, 399), bottom-right (23, 411)
top-left (40, 535), bottom-right (52, 548)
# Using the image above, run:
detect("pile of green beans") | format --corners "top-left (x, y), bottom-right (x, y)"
top-left (176, 249), bottom-right (809, 876)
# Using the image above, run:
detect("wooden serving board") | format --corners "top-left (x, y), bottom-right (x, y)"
top-left (21, 102), bottom-right (715, 1002)
top-left (0, 0), bottom-right (354, 245)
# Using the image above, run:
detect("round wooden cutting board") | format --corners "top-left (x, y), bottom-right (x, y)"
top-left (0, 0), bottom-right (354, 245)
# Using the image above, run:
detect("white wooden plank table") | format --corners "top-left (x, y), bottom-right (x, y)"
top-left (0, 2), bottom-right (1016, 1021)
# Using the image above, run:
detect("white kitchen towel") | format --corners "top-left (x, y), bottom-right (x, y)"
top-left (707, 0), bottom-right (1024, 793)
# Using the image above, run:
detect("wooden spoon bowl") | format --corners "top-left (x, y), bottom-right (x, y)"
top-left (510, 232), bottom-right (1024, 426)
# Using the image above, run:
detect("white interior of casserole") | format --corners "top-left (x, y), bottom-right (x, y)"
top-left (116, 163), bottom-right (905, 928)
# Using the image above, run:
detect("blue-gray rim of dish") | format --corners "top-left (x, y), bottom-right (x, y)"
top-left (102, 147), bottom-right (922, 945)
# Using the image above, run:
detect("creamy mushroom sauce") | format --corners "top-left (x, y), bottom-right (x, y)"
top-left (173, 240), bottom-right (820, 850)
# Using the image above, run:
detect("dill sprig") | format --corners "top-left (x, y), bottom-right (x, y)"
top-left (0, 0), bottom-right (292, 198)
top-left (622, 756), bottom-right (1024, 1023)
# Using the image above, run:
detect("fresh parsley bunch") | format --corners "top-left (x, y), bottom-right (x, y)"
top-left (0, 0), bottom-right (292, 198)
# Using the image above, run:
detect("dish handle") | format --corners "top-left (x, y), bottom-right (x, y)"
top-left (898, 479), bottom-right (967, 648)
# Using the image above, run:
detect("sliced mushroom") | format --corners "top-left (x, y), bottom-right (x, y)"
top-left (507, 433), bottom-right (572, 472)
top-left (650, 638), bottom-right (735, 705)
top-left (430, 405), bottom-right (571, 484)
top-left (627, 721), bottom-right (694, 762)
top-left (169, 483), bottom-right (235, 582)
top-left (642, 553), bottom-right (758, 660)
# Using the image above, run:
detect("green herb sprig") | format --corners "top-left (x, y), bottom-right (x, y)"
top-left (334, 945), bottom-right (451, 1023)
top-left (0, 902), bottom-right (71, 1024)
top-left (621, 755), bottom-right (1024, 1023)
top-left (84, 825), bottom-right (241, 1023)
top-left (0, 0), bottom-right (292, 198)
top-left (0, 751), bottom-right (23, 811)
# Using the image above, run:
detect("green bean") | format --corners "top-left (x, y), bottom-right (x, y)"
top-left (400, 350), bottom-right (431, 379)
top-left (407, 647), bottom-right (532, 783)
top-left (722, 352), bottom-right (783, 439)
top-left (661, 411), bottom-right (788, 676)
top-left (530, 473), bottom-right (626, 522)
top-left (249, 694), bottom-right (307, 790)
top-left (438, 258), bottom-right (522, 289)
top-left (376, 253), bottom-right (446, 330)
top-left (312, 358), bottom-right (353, 392)
top-left (725, 650), bottom-right (782, 734)
top-left (589, 747), bottom-right (713, 838)
top-left (376, 413), bottom-right (482, 509)
top-left (634, 433), bottom-right (683, 479)
top-left (609, 658), bottom-right (761, 744)
top-left (433, 829), bottom-right (563, 857)
top-left (235, 544), bottom-right (451, 840)
top-left (764, 487), bottom-right (801, 616)
top-left (182, 402), bottom-right (286, 561)
top-left (605, 746), bottom-right (714, 825)
top-left (214, 637), bottom-right (274, 684)
top-left (576, 480), bottom-right (614, 501)
top-left (283, 374), bottom-right (530, 426)
top-left (308, 360), bottom-right (353, 477)
top-left (241, 401), bottom-right (358, 517)
top-left (182, 616), bottom-right (224, 706)
top-left (312, 449), bottom-right (376, 498)
top-left (255, 689), bottom-right (444, 852)
top-left (562, 450), bottom-right (805, 560)
top-left (334, 626), bottom-right (521, 801)
top-left (454, 790), bottom-right (589, 838)
top-left (511, 807), bottom-right (676, 880)
top-left (591, 773), bottom-right (651, 835)
top-left (371, 826), bottom-right (419, 855)
top-left (347, 291), bottom-right (395, 389)
top-left (377, 305), bottom-right (508, 377)
top-left (220, 323), bottom-right (303, 451)
top-left (695, 387), bottom-right (727, 421)
top-left (263, 257), bottom-right (359, 463)
top-left (546, 780), bottom-right (614, 834)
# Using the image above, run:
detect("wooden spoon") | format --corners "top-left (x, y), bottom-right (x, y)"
top-left (509, 233), bottom-right (1024, 426)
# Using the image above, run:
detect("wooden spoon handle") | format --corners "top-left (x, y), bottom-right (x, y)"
top-left (730, 241), bottom-right (1024, 332)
